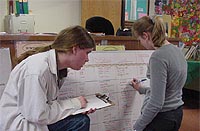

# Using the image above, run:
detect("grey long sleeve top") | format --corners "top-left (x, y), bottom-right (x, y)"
top-left (134, 44), bottom-right (187, 131)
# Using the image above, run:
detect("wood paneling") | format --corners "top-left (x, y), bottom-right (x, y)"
top-left (81, 0), bottom-right (122, 34)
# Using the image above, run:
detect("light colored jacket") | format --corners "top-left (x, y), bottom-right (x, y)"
top-left (0, 49), bottom-right (81, 131)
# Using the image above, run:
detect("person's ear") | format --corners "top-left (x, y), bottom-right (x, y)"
top-left (72, 46), bottom-right (81, 55)
top-left (72, 46), bottom-right (77, 54)
top-left (142, 32), bottom-right (151, 40)
top-left (141, 32), bottom-right (148, 40)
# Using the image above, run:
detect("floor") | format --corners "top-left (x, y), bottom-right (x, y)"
top-left (179, 89), bottom-right (200, 131)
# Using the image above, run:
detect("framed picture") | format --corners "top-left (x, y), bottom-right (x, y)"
top-left (121, 0), bottom-right (149, 29)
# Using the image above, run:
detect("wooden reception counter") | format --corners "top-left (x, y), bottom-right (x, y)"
top-left (0, 34), bottom-right (180, 67)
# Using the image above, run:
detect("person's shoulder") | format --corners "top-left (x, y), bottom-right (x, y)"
top-left (154, 44), bottom-right (175, 54)
top-left (26, 52), bottom-right (51, 74)
top-left (151, 45), bottom-right (170, 60)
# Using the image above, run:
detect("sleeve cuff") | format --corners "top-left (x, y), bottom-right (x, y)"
top-left (138, 87), bottom-right (147, 94)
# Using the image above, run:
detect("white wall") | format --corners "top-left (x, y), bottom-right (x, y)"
top-left (0, 0), bottom-right (81, 33)
top-left (0, 0), bottom-right (7, 32)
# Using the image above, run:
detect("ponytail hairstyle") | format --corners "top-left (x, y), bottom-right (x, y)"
top-left (132, 15), bottom-right (167, 47)
top-left (15, 25), bottom-right (95, 64)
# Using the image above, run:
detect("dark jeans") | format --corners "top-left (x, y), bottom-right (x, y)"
top-left (144, 106), bottom-right (183, 131)
top-left (48, 114), bottom-right (90, 131)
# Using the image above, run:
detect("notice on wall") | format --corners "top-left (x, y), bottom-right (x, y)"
top-left (0, 48), bottom-right (12, 98)
top-left (15, 41), bottom-right (52, 57)
top-left (59, 50), bottom-right (153, 131)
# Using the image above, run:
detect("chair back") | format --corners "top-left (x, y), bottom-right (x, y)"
top-left (85, 16), bottom-right (114, 35)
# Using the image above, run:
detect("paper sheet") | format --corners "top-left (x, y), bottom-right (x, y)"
top-left (59, 50), bottom-right (153, 131)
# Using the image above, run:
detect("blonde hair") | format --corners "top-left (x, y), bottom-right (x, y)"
top-left (15, 25), bottom-right (95, 64)
top-left (132, 15), bottom-right (166, 47)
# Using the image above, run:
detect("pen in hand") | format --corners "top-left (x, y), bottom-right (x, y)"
top-left (129, 78), bottom-right (147, 91)
top-left (136, 78), bottom-right (147, 84)
top-left (129, 78), bottom-right (147, 86)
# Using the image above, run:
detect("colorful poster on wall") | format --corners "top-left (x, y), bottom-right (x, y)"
top-left (162, 0), bottom-right (200, 45)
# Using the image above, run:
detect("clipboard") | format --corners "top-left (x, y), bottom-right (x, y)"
top-left (95, 93), bottom-right (115, 105)
top-left (72, 93), bottom-right (115, 115)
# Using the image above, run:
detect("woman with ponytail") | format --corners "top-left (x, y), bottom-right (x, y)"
top-left (130, 16), bottom-right (187, 131)
top-left (0, 25), bottom-right (96, 131)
